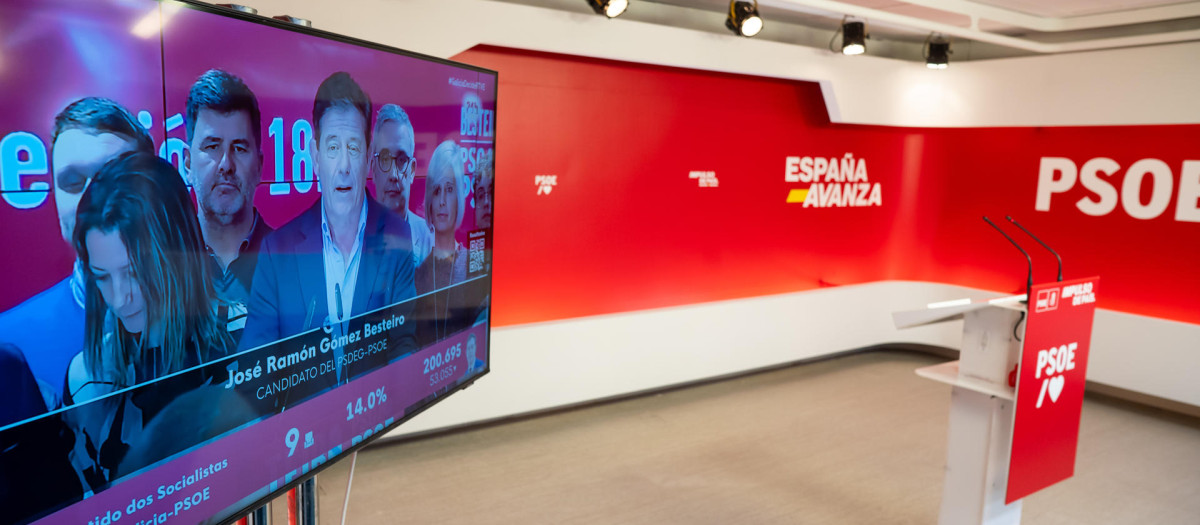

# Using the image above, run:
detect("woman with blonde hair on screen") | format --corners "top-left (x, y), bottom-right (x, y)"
top-left (416, 139), bottom-right (470, 294)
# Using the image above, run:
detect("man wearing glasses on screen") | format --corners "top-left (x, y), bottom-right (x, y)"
top-left (370, 104), bottom-right (432, 267)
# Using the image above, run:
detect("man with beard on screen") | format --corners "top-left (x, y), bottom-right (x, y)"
top-left (184, 69), bottom-right (273, 344)
top-left (241, 72), bottom-right (417, 408)
top-left (371, 103), bottom-right (433, 267)
top-left (0, 98), bottom-right (154, 408)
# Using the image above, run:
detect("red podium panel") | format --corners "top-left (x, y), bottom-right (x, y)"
top-left (1007, 277), bottom-right (1099, 503)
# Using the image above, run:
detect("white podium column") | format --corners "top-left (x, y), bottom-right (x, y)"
top-left (895, 299), bottom-right (1026, 525)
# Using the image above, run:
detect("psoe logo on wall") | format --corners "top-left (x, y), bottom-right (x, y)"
top-left (1035, 156), bottom-right (1200, 222)
top-left (783, 153), bottom-right (882, 208)
top-left (535, 175), bottom-right (557, 195)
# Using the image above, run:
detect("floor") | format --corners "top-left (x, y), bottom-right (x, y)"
top-left (281, 350), bottom-right (1200, 524)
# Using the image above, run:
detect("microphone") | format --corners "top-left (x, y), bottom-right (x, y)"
top-left (1005, 216), bottom-right (1063, 282)
top-left (982, 216), bottom-right (1033, 302)
top-left (335, 283), bottom-right (344, 321)
top-left (304, 297), bottom-right (317, 330)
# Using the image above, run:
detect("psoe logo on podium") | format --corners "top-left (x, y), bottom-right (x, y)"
top-left (1034, 341), bottom-right (1077, 409)
top-left (1035, 288), bottom-right (1060, 312)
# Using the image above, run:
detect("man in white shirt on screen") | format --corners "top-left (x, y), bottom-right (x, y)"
top-left (241, 72), bottom-right (416, 393)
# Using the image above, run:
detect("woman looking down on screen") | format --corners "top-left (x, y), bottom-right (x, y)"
top-left (416, 140), bottom-right (470, 293)
top-left (63, 151), bottom-right (233, 487)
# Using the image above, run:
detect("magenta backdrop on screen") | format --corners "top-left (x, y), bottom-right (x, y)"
top-left (161, 5), bottom-right (495, 231)
top-left (0, 0), bottom-right (166, 310)
top-left (0, 1), bottom-right (495, 312)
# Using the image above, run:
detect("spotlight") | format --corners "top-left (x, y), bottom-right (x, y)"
top-left (925, 35), bottom-right (951, 69)
top-left (587, 0), bottom-right (628, 18)
top-left (725, 1), bottom-right (763, 38)
top-left (841, 20), bottom-right (866, 55)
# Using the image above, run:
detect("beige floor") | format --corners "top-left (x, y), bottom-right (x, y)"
top-left (288, 350), bottom-right (1200, 524)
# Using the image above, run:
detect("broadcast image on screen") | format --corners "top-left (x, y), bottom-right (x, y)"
top-left (0, 1), bottom-right (495, 523)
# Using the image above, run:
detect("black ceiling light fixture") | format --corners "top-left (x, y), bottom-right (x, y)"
top-left (725, 1), bottom-right (763, 38)
top-left (587, 0), bottom-right (628, 18)
top-left (925, 34), bottom-right (951, 69)
top-left (835, 18), bottom-right (867, 55)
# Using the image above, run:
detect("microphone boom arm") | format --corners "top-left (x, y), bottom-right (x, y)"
top-left (1006, 215), bottom-right (1063, 282)
top-left (983, 216), bottom-right (1033, 302)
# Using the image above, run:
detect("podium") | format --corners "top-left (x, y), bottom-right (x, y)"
top-left (895, 277), bottom-right (1099, 525)
top-left (895, 297), bottom-right (1026, 525)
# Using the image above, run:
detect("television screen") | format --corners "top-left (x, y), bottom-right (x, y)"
top-left (0, 1), bottom-right (495, 523)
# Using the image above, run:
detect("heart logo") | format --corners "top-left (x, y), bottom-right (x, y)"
top-left (1048, 375), bottom-right (1065, 403)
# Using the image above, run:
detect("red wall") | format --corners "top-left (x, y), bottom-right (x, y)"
top-left (452, 45), bottom-right (1200, 327)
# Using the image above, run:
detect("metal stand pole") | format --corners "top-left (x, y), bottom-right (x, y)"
top-left (339, 452), bottom-right (359, 525)
top-left (296, 477), bottom-right (318, 525)
top-left (245, 504), bottom-right (271, 525)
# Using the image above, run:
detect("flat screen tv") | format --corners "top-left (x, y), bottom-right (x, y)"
top-left (0, 1), bottom-right (495, 523)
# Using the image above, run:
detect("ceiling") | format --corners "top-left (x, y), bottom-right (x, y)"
top-left (494, 0), bottom-right (1200, 63)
